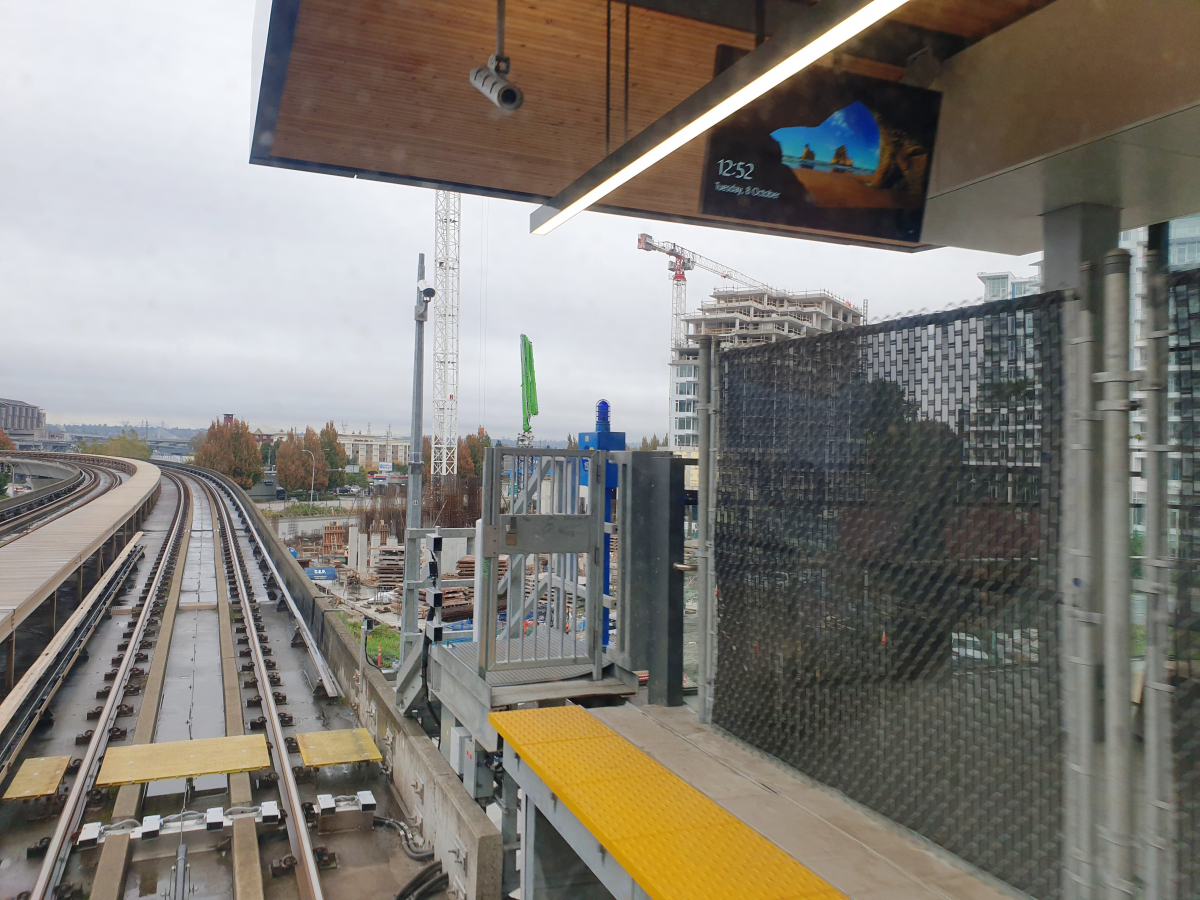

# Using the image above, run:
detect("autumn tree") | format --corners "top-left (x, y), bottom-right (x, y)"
top-left (274, 430), bottom-right (308, 493)
top-left (463, 428), bottom-right (491, 475)
top-left (229, 419), bottom-right (264, 488)
top-left (456, 436), bottom-right (476, 477)
top-left (80, 428), bottom-right (151, 459)
top-left (194, 418), bottom-right (263, 488)
top-left (302, 427), bottom-right (329, 491)
top-left (320, 421), bottom-right (347, 488)
top-left (0, 427), bottom-right (15, 451)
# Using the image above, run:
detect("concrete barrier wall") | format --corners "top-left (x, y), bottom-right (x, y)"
top-left (198, 467), bottom-right (502, 900)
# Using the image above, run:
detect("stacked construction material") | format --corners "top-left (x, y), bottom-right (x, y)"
top-left (322, 521), bottom-right (348, 555)
top-left (372, 544), bottom-right (404, 590)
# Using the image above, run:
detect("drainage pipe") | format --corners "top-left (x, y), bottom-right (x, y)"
top-left (695, 334), bottom-right (713, 724)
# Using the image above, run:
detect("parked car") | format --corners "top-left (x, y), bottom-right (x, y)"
top-left (951, 632), bottom-right (991, 667)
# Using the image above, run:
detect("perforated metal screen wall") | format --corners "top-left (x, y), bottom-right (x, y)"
top-left (713, 292), bottom-right (1066, 898)
top-left (1169, 269), bottom-right (1200, 893)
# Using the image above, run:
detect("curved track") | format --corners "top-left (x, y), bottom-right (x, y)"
top-left (0, 454), bottom-right (132, 548)
top-left (0, 466), bottom-right (417, 900)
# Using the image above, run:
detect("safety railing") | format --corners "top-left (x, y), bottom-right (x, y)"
top-left (475, 447), bottom-right (605, 680)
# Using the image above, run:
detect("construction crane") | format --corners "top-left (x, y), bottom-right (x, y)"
top-left (637, 233), bottom-right (775, 349)
top-left (432, 191), bottom-right (461, 476)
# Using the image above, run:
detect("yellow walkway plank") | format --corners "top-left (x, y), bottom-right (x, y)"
top-left (95, 734), bottom-right (269, 787)
top-left (490, 706), bottom-right (846, 900)
top-left (3, 755), bottom-right (71, 799)
top-left (295, 728), bottom-right (382, 768)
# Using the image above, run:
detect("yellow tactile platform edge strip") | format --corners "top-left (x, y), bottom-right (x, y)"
top-left (490, 706), bottom-right (847, 900)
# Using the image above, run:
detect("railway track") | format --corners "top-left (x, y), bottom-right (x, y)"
top-left (0, 466), bottom-right (422, 900)
top-left (0, 454), bottom-right (130, 548)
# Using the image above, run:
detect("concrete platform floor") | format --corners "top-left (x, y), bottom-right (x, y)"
top-left (589, 703), bottom-right (1029, 900)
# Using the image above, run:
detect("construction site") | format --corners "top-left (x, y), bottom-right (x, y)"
top-left (3, 1), bottom-right (1200, 900)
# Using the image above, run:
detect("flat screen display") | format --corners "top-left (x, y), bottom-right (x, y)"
top-left (700, 56), bottom-right (941, 244)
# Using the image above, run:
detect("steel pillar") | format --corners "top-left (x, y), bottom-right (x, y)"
top-left (1100, 249), bottom-right (1133, 899)
top-left (1141, 224), bottom-right (1174, 899)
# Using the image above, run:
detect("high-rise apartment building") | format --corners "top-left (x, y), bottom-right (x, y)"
top-left (668, 288), bottom-right (863, 453)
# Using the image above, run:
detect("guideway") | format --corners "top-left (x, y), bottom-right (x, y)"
top-left (492, 705), bottom-right (844, 900)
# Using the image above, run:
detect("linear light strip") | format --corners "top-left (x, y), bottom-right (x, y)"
top-left (532, 0), bottom-right (912, 235)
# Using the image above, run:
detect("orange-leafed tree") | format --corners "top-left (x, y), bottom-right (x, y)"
top-left (302, 427), bottom-right (329, 491)
top-left (195, 417), bottom-right (263, 488)
top-left (274, 430), bottom-right (307, 493)
top-left (0, 427), bottom-right (15, 451)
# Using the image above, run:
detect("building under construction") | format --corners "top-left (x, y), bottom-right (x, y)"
top-left (670, 286), bottom-right (863, 451)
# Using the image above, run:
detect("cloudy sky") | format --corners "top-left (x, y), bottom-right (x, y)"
top-left (1, 1), bottom-right (1040, 443)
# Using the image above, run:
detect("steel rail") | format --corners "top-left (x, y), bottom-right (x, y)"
top-left (0, 465), bottom-right (88, 524)
top-left (0, 465), bottom-right (114, 548)
top-left (29, 471), bottom-right (191, 900)
top-left (0, 539), bottom-right (145, 785)
top-left (190, 467), bottom-right (338, 698)
top-left (206, 477), bottom-right (326, 900)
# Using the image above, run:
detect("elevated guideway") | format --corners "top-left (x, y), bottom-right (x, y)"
top-left (0, 457), bottom-right (160, 645)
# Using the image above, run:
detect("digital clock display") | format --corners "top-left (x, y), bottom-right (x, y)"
top-left (700, 59), bottom-right (941, 244)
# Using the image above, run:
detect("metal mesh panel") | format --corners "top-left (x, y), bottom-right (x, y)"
top-left (713, 292), bottom-right (1065, 899)
top-left (1169, 268), bottom-right (1200, 893)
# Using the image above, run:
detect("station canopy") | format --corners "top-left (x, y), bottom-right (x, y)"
top-left (252, 0), bottom-right (1200, 253)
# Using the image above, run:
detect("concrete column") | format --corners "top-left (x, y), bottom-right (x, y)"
top-left (1043, 204), bottom-right (1121, 294)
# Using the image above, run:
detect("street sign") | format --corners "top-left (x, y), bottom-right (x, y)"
top-left (346, 464), bottom-right (360, 474)
top-left (379, 462), bottom-right (393, 472)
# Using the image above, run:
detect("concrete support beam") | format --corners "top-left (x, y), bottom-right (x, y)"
top-left (1043, 204), bottom-right (1120, 295)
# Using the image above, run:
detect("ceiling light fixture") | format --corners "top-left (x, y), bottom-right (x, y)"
top-left (530, 0), bottom-right (912, 235)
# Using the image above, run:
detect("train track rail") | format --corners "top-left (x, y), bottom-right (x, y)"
top-left (0, 465), bottom-right (365, 900)
top-left (201, 474), bottom-right (327, 900)
top-left (0, 454), bottom-right (130, 548)
top-left (30, 469), bottom-right (191, 899)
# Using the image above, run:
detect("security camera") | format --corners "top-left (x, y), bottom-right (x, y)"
top-left (417, 280), bottom-right (436, 299)
top-left (470, 61), bottom-right (523, 112)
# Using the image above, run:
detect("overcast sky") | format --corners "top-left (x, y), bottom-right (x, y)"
top-left (1, 1), bottom-right (1040, 443)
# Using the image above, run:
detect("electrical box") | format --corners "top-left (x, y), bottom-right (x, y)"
top-left (449, 725), bottom-right (471, 775)
top-left (357, 790), bottom-right (377, 813)
top-left (77, 822), bottom-right (101, 848)
top-left (141, 815), bottom-right (161, 839)
top-left (317, 794), bottom-right (336, 817)
top-left (463, 740), bottom-right (494, 800)
top-left (261, 801), bottom-right (280, 824)
top-left (206, 807), bottom-right (224, 831)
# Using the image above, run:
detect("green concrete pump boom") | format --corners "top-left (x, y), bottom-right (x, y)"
top-left (520, 334), bottom-right (538, 434)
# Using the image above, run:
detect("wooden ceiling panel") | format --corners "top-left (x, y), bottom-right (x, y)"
top-left (261, 0), bottom-right (1051, 247)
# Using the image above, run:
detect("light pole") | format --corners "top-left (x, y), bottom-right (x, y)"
top-left (302, 449), bottom-right (317, 506)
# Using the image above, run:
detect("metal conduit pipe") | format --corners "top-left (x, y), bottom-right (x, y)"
top-left (695, 334), bottom-right (713, 724)
top-left (1142, 232), bottom-right (1172, 900)
top-left (1100, 248), bottom-right (1133, 899)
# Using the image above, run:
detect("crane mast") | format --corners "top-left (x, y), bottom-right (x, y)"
top-left (638, 233), bottom-right (777, 350)
top-left (432, 191), bottom-right (461, 476)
